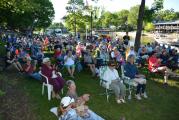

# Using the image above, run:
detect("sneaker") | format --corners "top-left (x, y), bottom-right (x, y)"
top-left (142, 92), bottom-right (148, 99)
top-left (135, 94), bottom-right (142, 100)
top-left (116, 99), bottom-right (121, 104)
top-left (120, 99), bottom-right (126, 103)
top-left (163, 83), bottom-right (168, 88)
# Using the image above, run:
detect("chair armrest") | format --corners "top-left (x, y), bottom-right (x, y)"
top-left (101, 79), bottom-right (108, 83)
top-left (39, 71), bottom-right (49, 84)
top-left (100, 79), bottom-right (110, 89)
top-left (122, 76), bottom-right (131, 80)
top-left (57, 72), bottom-right (62, 77)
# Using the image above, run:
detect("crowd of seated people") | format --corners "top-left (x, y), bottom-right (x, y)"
top-left (1, 32), bottom-right (179, 119)
top-left (2, 33), bottom-right (179, 86)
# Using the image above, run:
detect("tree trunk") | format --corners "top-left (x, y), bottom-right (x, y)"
top-left (134, 0), bottom-right (145, 51)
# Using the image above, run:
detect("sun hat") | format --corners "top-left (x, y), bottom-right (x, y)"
top-left (60, 96), bottom-right (75, 108)
top-left (42, 57), bottom-right (50, 64)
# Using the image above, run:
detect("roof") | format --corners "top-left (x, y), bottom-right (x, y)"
top-left (154, 20), bottom-right (179, 25)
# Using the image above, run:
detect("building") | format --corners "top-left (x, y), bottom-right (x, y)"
top-left (154, 20), bottom-right (179, 33)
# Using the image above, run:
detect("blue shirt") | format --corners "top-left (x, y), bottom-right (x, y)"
top-left (60, 108), bottom-right (104, 120)
top-left (124, 62), bottom-right (138, 79)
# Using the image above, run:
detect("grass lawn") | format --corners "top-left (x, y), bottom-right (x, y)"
top-left (1, 68), bottom-right (179, 120)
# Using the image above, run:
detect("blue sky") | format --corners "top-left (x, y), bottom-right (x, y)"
top-left (51, 0), bottom-right (179, 22)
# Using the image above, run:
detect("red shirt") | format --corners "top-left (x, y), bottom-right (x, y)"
top-left (148, 56), bottom-right (160, 72)
top-left (54, 50), bottom-right (61, 58)
top-left (23, 64), bottom-right (34, 74)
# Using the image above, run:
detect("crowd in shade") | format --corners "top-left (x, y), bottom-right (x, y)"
top-left (1, 32), bottom-right (179, 119)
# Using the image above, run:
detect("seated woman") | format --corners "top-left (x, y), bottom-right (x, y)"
top-left (64, 50), bottom-right (76, 78)
top-left (66, 80), bottom-right (90, 103)
top-left (84, 49), bottom-right (96, 76)
top-left (148, 51), bottom-right (179, 85)
top-left (137, 46), bottom-right (149, 66)
top-left (23, 57), bottom-right (41, 81)
top-left (112, 47), bottom-right (125, 67)
top-left (124, 55), bottom-right (148, 100)
top-left (41, 57), bottom-right (65, 99)
top-left (5, 51), bottom-right (23, 72)
top-left (99, 46), bottom-right (109, 65)
top-left (102, 61), bottom-right (126, 104)
top-left (57, 81), bottom-right (104, 120)
top-left (167, 49), bottom-right (179, 71)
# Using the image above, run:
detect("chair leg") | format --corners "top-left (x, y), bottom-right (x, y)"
top-left (106, 89), bottom-right (109, 102)
top-left (47, 85), bottom-right (52, 101)
top-left (42, 84), bottom-right (44, 95)
top-left (61, 88), bottom-right (63, 95)
top-left (128, 86), bottom-right (132, 100)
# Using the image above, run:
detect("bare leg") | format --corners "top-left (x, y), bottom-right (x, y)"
top-left (16, 62), bottom-right (23, 71)
top-left (67, 67), bottom-right (72, 76)
top-left (12, 63), bottom-right (21, 71)
top-left (71, 67), bottom-right (75, 77)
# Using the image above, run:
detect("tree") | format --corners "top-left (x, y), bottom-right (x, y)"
top-left (0, 0), bottom-right (54, 32)
top-left (134, 0), bottom-right (145, 51)
top-left (116, 10), bottom-right (129, 26)
top-left (65, 0), bottom-right (85, 36)
top-left (128, 5), bottom-right (140, 29)
top-left (144, 22), bottom-right (155, 32)
top-left (48, 22), bottom-right (65, 29)
top-left (154, 9), bottom-right (179, 22)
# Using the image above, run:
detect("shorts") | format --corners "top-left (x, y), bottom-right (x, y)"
top-left (65, 64), bottom-right (75, 69)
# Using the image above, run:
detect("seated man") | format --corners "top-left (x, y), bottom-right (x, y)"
top-left (5, 51), bottom-right (23, 72)
top-left (23, 57), bottom-right (41, 81)
top-left (58, 96), bottom-right (104, 120)
top-left (148, 51), bottom-right (179, 85)
top-left (124, 55), bottom-right (148, 100)
top-left (167, 49), bottom-right (179, 71)
top-left (102, 61), bottom-right (126, 104)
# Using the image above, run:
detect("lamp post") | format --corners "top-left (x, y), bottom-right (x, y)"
top-left (84, 0), bottom-right (98, 41)
top-left (90, 11), bottom-right (93, 40)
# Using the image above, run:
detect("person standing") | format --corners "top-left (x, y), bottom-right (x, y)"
top-left (123, 32), bottom-right (130, 46)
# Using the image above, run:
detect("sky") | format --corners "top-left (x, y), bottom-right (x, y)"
top-left (51, 0), bottom-right (179, 23)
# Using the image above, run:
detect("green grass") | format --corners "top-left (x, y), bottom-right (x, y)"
top-left (11, 68), bottom-right (179, 120)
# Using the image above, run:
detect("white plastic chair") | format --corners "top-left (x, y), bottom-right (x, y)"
top-left (39, 71), bottom-right (63, 101)
top-left (99, 66), bottom-right (113, 102)
top-left (50, 107), bottom-right (62, 120)
top-left (121, 65), bottom-right (137, 100)
top-left (50, 107), bottom-right (58, 117)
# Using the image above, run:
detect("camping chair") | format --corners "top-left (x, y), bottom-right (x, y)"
top-left (39, 71), bottom-right (63, 101)
top-left (121, 65), bottom-right (137, 100)
top-left (99, 65), bottom-right (113, 102)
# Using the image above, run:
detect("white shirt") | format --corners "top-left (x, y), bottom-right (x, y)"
top-left (102, 67), bottom-right (119, 85)
top-left (64, 55), bottom-right (75, 66)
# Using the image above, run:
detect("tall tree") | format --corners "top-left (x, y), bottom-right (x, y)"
top-left (0, 0), bottom-right (54, 32)
top-left (65, 0), bottom-right (85, 36)
top-left (128, 5), bottom-right (140, 29)
top-left (134, 0), bottom-right (145, 51)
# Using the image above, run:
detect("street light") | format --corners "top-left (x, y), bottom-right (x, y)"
top-left (85, 0), bottom-right (97, 42)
